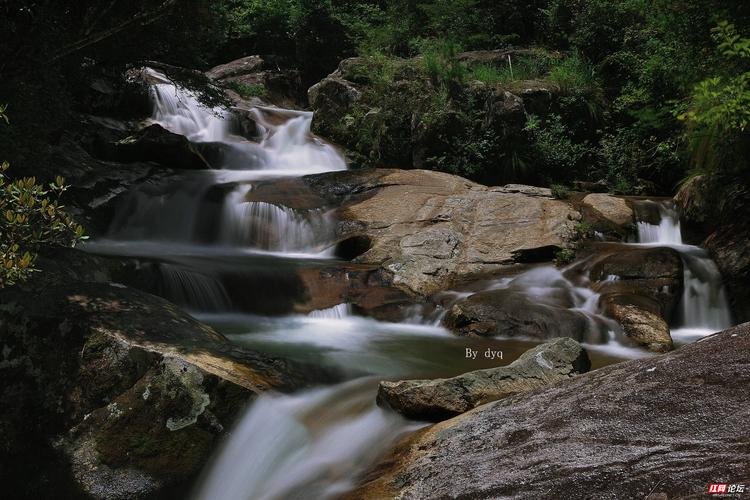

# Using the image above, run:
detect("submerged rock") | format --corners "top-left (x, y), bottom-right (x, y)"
top-left (377, 338), bottom-right (590, 421)
top-left (0, 260), bottom-right (336, 499)
top-left (349, 323), bottom-right (750, 499)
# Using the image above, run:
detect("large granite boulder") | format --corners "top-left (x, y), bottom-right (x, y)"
top-left (0, 259), bottom-right (336, 499)
top-left (377, 338), bottom-right (590, 421)
top-left (349, 323), bottom-right (750, 499)
top-left (302, 169), bottom-right (581, 295)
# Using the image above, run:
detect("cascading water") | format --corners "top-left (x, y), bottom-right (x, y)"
top-left (635, 200), bottom-right (733, 340)
top-left (84, 68), bottom-right (663, 500)
top-left (193, 379), bottom-right (417, 500)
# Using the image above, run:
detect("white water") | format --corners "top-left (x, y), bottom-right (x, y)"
top-left (99, 68), bottom-right (345, 254)
top-left (308, 303), bottom-right (353, 319)
top-left (219, 185), bottom-right (336, 253)
top-left (159, 263), bottom-right (232, 312)
top-left (193, 379), bottom-right (417, 500)
top-left (635, 200), bottom-right (733, 341)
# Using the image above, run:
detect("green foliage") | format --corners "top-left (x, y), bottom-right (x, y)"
top-left (419, 39), bottom-right (466, 87)
top-left (680, 21), bottom-right (750, 176)
top-left (0, 162), bottom-right (86, 287)
top-left (554, 248), bottom-right (576, 266)
top-left (547, 52), bottom-right (599, 93)
top-left (550, 184), bottom-right (571, 199)
top-left (226, 81), bottom-right (266, 98)
top-left (525, 114), bottom-right (592, 181)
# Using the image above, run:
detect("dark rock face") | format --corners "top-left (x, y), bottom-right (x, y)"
top-left (377, 338), bottom-right (590, 422)
top-left (443, 288), bottom-right (594, 341)
top-left (704, 225), bottom-right (750, 323)
top-left (206, 55), bottom-right (306, 109)
top-left (350, 323), bottom-right (750, 499)
top-left (0, 259), bottom-right (336, 499)
top-left (674, 175), bottom-right (750, 322)
top-left (95, 123), bottom-right (212, 170)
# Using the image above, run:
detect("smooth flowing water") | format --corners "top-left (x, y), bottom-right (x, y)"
top-left (82, 70), bottom-right (735, 500)
top-left (634, 200), bottom-right (733, 341)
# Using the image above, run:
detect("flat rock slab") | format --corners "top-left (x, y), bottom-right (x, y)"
top-left (349, 323), bottom-right (750, 499)
top-left (377, 338), bottom-right (590, 421)
top-left (303, 169), bottom-right (580, 295)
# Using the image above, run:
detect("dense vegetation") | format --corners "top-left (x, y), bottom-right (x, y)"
top-left (1, 1), bottom-right (750, 282)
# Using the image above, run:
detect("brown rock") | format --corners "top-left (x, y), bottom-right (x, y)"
top-left (304, 169), bottom-right (580, 296)
top-left (443, 288), bottom-right (596, 342)
top-left (377, 338), bottom-right (590, 421)
top-left (581, 193), bottom-right (634, 227)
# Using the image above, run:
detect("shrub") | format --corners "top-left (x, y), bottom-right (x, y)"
top-left (419, 39), bottom-right (466, 87)
top-left (225, 81), bottom-right (267, 99)
top-left (550, 184), bottom-right (571, 199)
top-left (0, 162), bottom-right (86, 287)
top-left (525, 114), bottom-right (592, 181)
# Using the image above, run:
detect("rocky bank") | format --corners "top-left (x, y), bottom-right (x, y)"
top-left (350, 323), bottom-right (750, 499)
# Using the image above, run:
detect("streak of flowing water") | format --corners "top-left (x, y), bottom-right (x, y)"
top-left (635, 200), bottom-right (733, 341)
top-left (193, 379), bottom-right (417, 500)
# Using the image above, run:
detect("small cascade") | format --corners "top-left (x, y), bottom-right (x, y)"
top-left (147, 68), bottom-right (231, 143)
top-left (634, 200), bottom-right (733, 339)
top-left (636, 201), bottom-right (682, 244)
top-left (260, 113), bottom-right (347, 175)
top-left (193, 379), bottom-right (413, 500)
top-left (219, 185), bottom-right (336, 252)
top-left (159, 263), bottom-right (231, 312)
top-left (308, 303), bottom-right (352, 319)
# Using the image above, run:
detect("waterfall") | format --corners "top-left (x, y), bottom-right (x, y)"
top-left (147, 68), bottom-right (231, 143)
top-left (636, 202), bottom-right (682, 244)
top-left (193, 379), bottom-right (414, 500)
top-left (219, 185), bottom-right (336, 253)
top-left (308, 303), bottom-right (352, 319)
top-left (635, 200), bottom-right (733, 340)
top-left (159, 263), bottom-right (231, 312)
top-left (97, 68), bottom-right (345, 257)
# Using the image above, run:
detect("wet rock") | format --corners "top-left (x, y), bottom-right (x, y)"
top-left (377, 338), bottom-right (590, 421)
top-left (443, 288), bottom-right (594, 341)
top-left (0, 261), bottom-right (336, 499)
top-left (582, 245), bottom-right (682, 351)
top-left (586, 245), bottom-right (683, 319)
top-left (349, 323), bottom-right (750, 499)
top-left (581, 193), bottom-right (634, 228)
top-left (603, 301), bottom-right (672, 352)
top-left (303, 169), bottom-right (580, 295)
top-left (96, 123), bottom-right (212, 170)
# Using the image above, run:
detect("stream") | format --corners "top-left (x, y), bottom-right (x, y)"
top-left (82, 70), bottom-right (735, 500)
